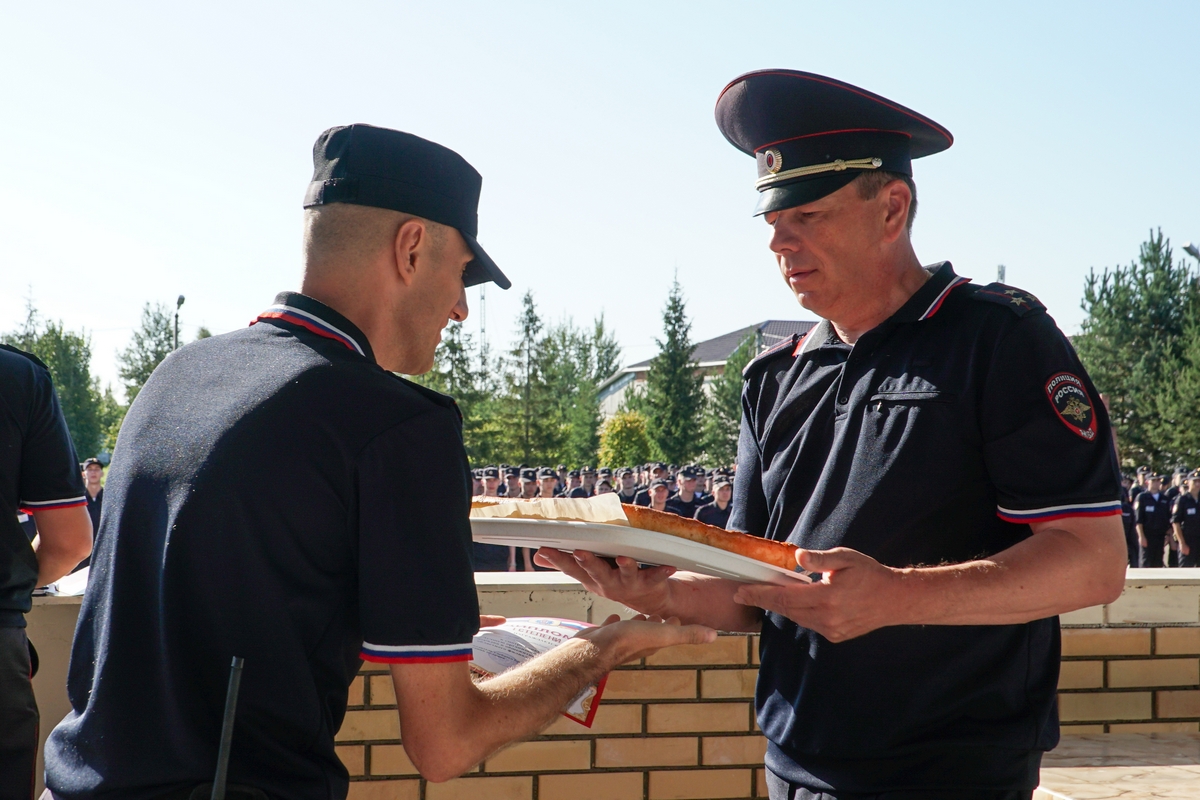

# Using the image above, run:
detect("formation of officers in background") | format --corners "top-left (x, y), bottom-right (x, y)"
top-left (1123, 467), bottom-right (1200, 568)
top-left (470, 462), bottom-right (734, 572)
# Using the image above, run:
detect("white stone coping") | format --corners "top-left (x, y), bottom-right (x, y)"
top-left (33, 569), bottom-right (1200, 625)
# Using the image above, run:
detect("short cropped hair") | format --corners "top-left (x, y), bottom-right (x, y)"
top-left (854, 171), bottom-right (917, 232)
top-left (303, 203), bottom-right (446, 269)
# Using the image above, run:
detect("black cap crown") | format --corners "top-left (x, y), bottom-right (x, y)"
top-left (304, 124), bottom-right (510, 289)
top-left (715, 70), bottom-right (952, 216)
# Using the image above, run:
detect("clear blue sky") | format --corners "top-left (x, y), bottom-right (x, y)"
top-left (2, 1), bottom-right (1198, 392)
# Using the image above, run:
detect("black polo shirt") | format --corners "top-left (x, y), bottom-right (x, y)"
top-left (730, 263), bottom-right (1120, 792)
top-left (1172, 493), bottom-right (1200, 549)
top-left (0, 345), bottom-right (86, 627)
top-left (46, 293), bottom-right (480, 800)
top-left (1134, 491), bottom-right (1171, 535)
top-left (694, 501), bottom-right (732, 529)
top-left (664, 492), bottom-right (707, 519)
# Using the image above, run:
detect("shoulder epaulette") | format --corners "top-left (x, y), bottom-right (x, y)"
top-left (0, 343), bottom-right (51, 372)
top-left (742, 333), bottom-right (799, 379)
top-left (964, 282), bottom-right (1046, 317)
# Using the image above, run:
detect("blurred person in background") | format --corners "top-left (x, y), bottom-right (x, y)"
top-left (1, 345), bottom-right (93, 799)
top-left (695, 474), bottom-right (734, 529)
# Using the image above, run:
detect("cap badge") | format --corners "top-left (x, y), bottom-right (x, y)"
top-left (764, 149), bottom-right (783, 174)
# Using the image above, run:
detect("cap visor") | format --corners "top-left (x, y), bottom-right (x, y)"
top-left (462, 232), bottom-right (511, 289)
top-left (753, 172), bottom-right (860, 216)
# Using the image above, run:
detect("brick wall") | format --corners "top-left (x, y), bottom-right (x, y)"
top-left (1057, 573), bottom-right (1200, 734)
top-left (339, 635), bottom-right (769, 800)
top-left (335, 571), bottom-right (1200, 799)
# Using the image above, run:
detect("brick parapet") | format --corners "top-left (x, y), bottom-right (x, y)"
top-left (333, 570), bottom-right (1200, 798)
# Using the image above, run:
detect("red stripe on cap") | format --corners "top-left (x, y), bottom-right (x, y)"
top-left (755, 128), bottom-right (913, 153)
top-left (717, 72), bottom-right (954, 146)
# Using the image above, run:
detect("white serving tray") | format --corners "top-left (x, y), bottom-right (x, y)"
top-left (471, 518), bottom-right (811, 586)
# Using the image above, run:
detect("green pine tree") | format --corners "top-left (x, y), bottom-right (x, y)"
top-left (117, 302), bottom-right (176, 403)
top-left (701, 333), bottom-right (754, 466)
top-left (2, 298), bottom-right (103, 459)
top-left (1152, 301), bottom-right (1200, 466)
top-left (639, 278), bottom-right (705, 464)
top-left (1075, 229), bottom-right (1200, 468)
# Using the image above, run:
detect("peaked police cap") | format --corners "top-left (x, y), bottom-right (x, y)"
top-left (715, 70), bottom-right (953, 216)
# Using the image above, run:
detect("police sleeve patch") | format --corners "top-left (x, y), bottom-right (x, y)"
top-left (969, 283), bottom-right (1046, 316)
top-left (1045, 372), bottom-right (1097, 441)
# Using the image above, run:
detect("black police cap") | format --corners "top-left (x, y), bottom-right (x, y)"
top-left (520, 469), bottom-right (538, 482)
top-left (482, 466), bottom-right (499, 478)
top-left (304, 124), bottom-right (510, 290)
top-left (537, 467), bottom-right (556, 480)
top-left (81, 457), bottom-right (103, 469)
top-left (715, 70), bottom-right (953, 216)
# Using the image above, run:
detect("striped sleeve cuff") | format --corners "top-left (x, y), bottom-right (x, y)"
top-left (997, 501), bottom-right (1123, 524)
top-left (20, 496), bottom-right (88, 513)
top-left (360, 641), bottom-right (473, 664)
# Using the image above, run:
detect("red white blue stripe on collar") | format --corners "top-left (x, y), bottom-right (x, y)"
top-left (919, 276), bottom-right (971, 320)
top-left (252, 305), bottom-right (365, 357)
top-left (360, 640), bottom-right (473, 664)
top-left (20, 496), bottom-right (87, 514)
top-left (997, 500), bottom-right (1122, 524)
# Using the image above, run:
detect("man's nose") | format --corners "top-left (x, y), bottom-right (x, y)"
top-left (451, 286), bottom-right (469, 322)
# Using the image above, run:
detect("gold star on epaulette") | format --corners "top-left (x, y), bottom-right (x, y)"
top-left (1010, 296), bottom-right (1028, 307)
top-left (1002, 288), bottom-right (1020, 296)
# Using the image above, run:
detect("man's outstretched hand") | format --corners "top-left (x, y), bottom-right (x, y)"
top-left (575, 613), bottom-right (716, 664)
top-left (535, 547), bottom-right (676, 616)
top-left (732, 548), bottom-right (902, 643)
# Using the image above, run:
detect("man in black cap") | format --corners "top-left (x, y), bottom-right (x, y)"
top-left (694, 473), bottom-right (734, 529)
top-left (1135, 474), bottom-right (1172, 568)
top-left (615, 468), bottom-right (640, 505)
top-left (664, 467), bottom-right (708, 519)
top-left (1172, 470), bottom-right (1200, 567)
top-left (45, 124), bottom-right (711, 800)
top-left (539, 71), bottom-right (1125, 799)
top-left (474, 467), bottom-right (514, 572)
top-left (501, 466), bottom-right (520, 497)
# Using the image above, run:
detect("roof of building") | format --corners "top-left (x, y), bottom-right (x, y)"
top-left (626, 320), bottom-right (818, 370)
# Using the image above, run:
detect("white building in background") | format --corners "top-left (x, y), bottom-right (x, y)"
top-left (596, 320), bottom-right (818, 419)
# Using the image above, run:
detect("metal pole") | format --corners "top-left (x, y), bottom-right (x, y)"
top-left (211, 656), bottom-right (245, 800)
top-left (175, 295), bottom-right (186, 351)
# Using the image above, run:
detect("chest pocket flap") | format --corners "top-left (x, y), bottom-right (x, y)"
top-left (870, 375), bottom-right (955, 403)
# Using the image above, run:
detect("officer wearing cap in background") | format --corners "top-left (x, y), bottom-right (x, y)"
top-left (501, 466), bottom-right (520, 497)
top-left (1165, 469), bottom-right (1187, 567)
top-left (1134, 473), bottom-right (1172, 568)
top-left (474, 467), bottom-right (514, 573)
top-left (540, 70), bottom-right (1125, 799)
top-left (1172, 470), bottom-right (1200, 568)
top-left (1130, 465), bottom-right (1149, 502)
top-left (0, 345), bottom-right (93, 799)
top-left (569, 467), bottom-right (596, 498)
top-left (1119, 474), bottom-right (1138, 567)
top-left (45, 124), bottom-right (711, 800)
top-left (518, 468), bottom-right (539, 499)
top-left (615, 468), bottom-right (639, 505)
top-left (633, 463), bottom-right (668, 506)
top-left (695, 473), bottom-right (734, 529)
top-left (664, 467), bottom-right (708, 519)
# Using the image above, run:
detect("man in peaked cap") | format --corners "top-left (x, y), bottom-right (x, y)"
top-left (540, 71), bottom-right (1125, 798)
top-left (45, 124), bottom-right (712, 799)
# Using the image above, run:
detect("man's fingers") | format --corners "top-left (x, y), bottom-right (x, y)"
top-left (733, 584), bottom-right (787, 610)
top-left (677, 623), bottom-right (718, 644)
top-left (479, 615), bottom-right (506, 628)
top-left (796, 547), bottom-right (862, 573)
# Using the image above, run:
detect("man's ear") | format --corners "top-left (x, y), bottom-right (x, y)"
top-left (393, 218), bottom-right (426, 286)
top-left (880, 180), bottom-right (911, 243)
